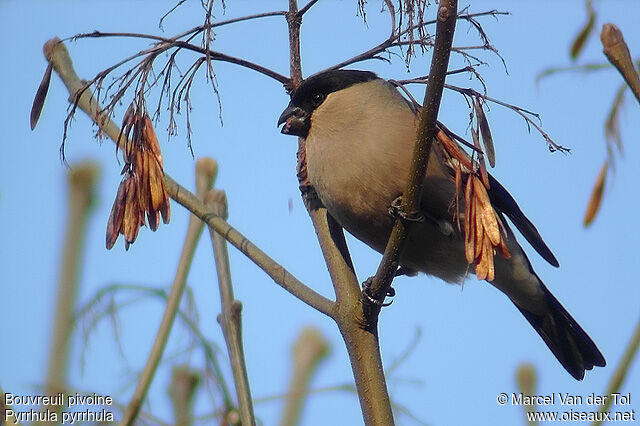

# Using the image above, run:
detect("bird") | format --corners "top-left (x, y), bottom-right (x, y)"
top-left (277, 69), bottom-right (606, 380)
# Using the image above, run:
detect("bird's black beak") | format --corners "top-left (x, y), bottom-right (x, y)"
top-left (277, 104), bottom-right (310, 137)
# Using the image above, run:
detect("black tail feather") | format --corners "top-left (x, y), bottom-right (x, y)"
top-left (516, 286), bottom-right (606, 380)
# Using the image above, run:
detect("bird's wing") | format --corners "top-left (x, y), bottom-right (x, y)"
top-left (485, 174), bottom-right (559, 267)
top-left (434, 125), bottom-right (559, 268)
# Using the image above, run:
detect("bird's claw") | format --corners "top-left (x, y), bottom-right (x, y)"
top-left (388, 196), bottom-right (425, 223)
top-left (362, 277), bottom-right (395, 307)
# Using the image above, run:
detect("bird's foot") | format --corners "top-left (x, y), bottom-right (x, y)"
top-left (389, 197), bottom-right (455, 237)
top-left (388, 196), bottom-right (425, 222)
top-left (361, 277), bottom-right (395, 307)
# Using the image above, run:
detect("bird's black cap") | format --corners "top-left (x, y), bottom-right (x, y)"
top-left (290, 70), bottom-right (378, 114)
top-left (278, 70), bottom-right (379, 137)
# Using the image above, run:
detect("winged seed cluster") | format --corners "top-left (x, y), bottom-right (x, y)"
top-left (436, 128), bottom-right (511, 281)
top-left (106, 109), bottom-right (171, 250)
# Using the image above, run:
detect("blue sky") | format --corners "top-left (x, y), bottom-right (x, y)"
top-left (1, 1), bottom-right (639, 425)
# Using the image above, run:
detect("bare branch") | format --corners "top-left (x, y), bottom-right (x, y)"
top-left (68, 32), bottom-right (290, 83)
top-left (41, 163), bottom-right (99, 421)
top-left (168, 367), bottom-right (200, 426)
top-left (74, 282), bottom-right (230, 407)
top-left (601, 23), bottom-right (640, 104)
top-left (398, 74), bottom-right (568, 154)
top-left (160, 10), bottom-right (288, 44)
top-left (446, 83), bottom-right (569, 153)
top-left (364, 0), bottom-right (458, 317)
top-left (43, 37), bottom-right (335, 318)
top-left (592, 314), bottom-right (640, 426)
top-left (286, 0), bottom-right (304, 89)
top-left (515, 363), bottom-right (539, 426)
top-left (205, 189), bottom-right (257, 426)
top-left (55, 28), bottom-right (290, 161)
top-left (298, 0), bottom-right (321, 17)
top-left (279, 328), bottom-right (329, 426)
top-left (119, 156), bottom-right (218, 426)
top-left (605, 83), bottom-right (627, 161)
top-left (159, 0), bottom-right (190, 29)
top-left (283, 2), bottom-right (400, 425)
top-left (170, 176), bottom-right (336, 317)
top-left (320, 8), bottom-right (507, 73)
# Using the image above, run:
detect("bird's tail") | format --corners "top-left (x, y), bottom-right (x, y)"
top-left (515, 284), bottom-right (606, 380)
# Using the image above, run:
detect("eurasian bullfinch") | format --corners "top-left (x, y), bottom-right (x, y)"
top-left (278, 69), bottom-right (605, 380)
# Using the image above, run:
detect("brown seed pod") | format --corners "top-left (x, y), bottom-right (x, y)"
top-left (31, 62), bottom-right (53, 130)
top-left (583, 160), bottom-right (608, 227)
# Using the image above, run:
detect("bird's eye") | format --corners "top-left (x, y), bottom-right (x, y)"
top-left (312, 93), bottom-right (325, 106)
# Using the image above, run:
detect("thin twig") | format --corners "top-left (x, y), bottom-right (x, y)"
top-left (205, 189), bottom-right (256, 426)
top-left (74, 282), bottom-right (227, 394)
top-left (284, 2), bottom-right (398, 425)
top-left (286, 0), bottom-right (303, 89)
top-left (58, 29), bottom-right (290, 160)
top-left (592, 314), bottom-right (640, 426)
top-left (601, 23), bottom-right (640, 104)
top-left (43, 37), bottom-right (334, 318)
top-left (39, 163), bottom-right (99, 424)
top-left (119, 155), bottom-right (218, 426)
top-left (445, 83), bottom-right (570, 152)
top-left (168, 366), bottom-right (201, 426)
top-left (203, 10), bottom-right (288, 28)
top-left (536, 62), bottom-right (617, 83)
top-left (364, 0), bottom-right (458, 314)
top-left (297, 0), bottom-right (320, 17)
top-left (171, 177), bottom-right (336, 316)
top-left (68, 32), bottom-right (290, 84)
top-left (399, 77), bottom-right (569, 153)
top-left (1, 387), bottom-right (20, 426)
top-left (516, 363), bottom-right (539, 426)
top-left (159, 10), bottom-right (287, 44)
top-left (279, 327), bottom-right (330, 426)
top-left (320, 8), bottom-right (506, 73)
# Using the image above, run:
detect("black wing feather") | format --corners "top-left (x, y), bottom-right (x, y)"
top-left (487, 174), bottom-right (560, 267)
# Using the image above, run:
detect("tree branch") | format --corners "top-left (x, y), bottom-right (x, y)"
top-left (297, 0), bottom-right (321, 17)
top-left (592, 314), bottom-right (640, 426)
top-left (279, 327), bottom-right (330, 426)
top-left (168, 366), bottom-right (200, 426)
top-left (169, 178), bottom-right (335, 317)
top-left (69, 32), bottom-right (290, 84)
top-left (396, 75), bottom-right (569, 154)
top-left (320, 7), bottom-right (503, 74)
top-left (601, 23), bottom-right (640, 104)
top-left (284, 0), bottom-right (361, 314)
top-left (39, 163), bottom-right (99, 425)
top-left (284, 2), bottom-right (397, 424)
top-left (42, 38), bottom-right (334, 316)
top-left (205, 189), bottom-right (256, 426)
top-left (364, 0), bottom-right (458, 317)
top-left (120, 155), bottom-right (219, 426)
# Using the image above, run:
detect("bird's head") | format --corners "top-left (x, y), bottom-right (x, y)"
top-left (277, 69), bottom-right (378, 138)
